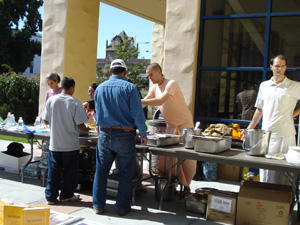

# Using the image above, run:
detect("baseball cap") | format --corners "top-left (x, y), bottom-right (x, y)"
top-left (110, 59), bottom-right (127, 69)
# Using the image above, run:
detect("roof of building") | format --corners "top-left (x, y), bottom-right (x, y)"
top-left (106, 30), bottom-right (134, 50)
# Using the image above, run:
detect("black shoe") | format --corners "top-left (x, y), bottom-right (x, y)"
top-left (93, 206), bottom-right (104, 215)
top-left (118, 208), bottom-right (131, 216)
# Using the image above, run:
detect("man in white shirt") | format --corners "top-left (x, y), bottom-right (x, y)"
top-left (242, 54), bottom-right (300, 184)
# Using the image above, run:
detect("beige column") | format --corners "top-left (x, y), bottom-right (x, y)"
top-left (148, 23), bottom-right (165, 118)
top-left (39, 0), bottom-right (100, 114)
top-left (151, 23), bottom-right (165, 67)
top-left (163, 0), bottom-right (201, 115)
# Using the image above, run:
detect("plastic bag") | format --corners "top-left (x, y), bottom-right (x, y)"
top-left (202, 162), bottom-right (218, 181)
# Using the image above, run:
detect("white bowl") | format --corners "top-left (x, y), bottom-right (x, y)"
top-left (286, 146), bottom-right (300, 165)
top-left (288, 146), bottom-right (300, 152)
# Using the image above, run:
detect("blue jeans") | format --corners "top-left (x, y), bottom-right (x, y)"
top-left (45, 150), bottom-right (79, 202)
top-left (93, 129), bottom-right (136, 211)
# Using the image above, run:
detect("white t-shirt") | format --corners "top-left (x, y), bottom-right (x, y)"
top-left (43, 94), bottom-right (88, 151)
top-left (255, 77), bottom-right (300, 137)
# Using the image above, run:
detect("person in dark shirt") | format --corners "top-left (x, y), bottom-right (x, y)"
top-left (82, 83), bottom-right (98, 124)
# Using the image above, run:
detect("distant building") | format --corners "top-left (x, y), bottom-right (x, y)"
top-left (97, 30), bottom-right (150, 70)
top-left (106, 30), bottom-right (134, 61)
top-left (25, 31), bottom-right (149, 76)
top-left (23, 33), bottom-right (42, 76)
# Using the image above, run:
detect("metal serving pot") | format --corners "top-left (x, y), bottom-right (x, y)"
top-left (242, 129), bottom-right (271, 155)
top-left (183, 128), bottom-right (195, 149)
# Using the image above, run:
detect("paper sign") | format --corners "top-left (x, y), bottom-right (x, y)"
top-left (210, 195), bottom-right (232, 213)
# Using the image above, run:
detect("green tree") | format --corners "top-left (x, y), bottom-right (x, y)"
top-left (0, 72), bottom-right (40, 124)
top-left (96, 63), bottom-right (110, 85)
top-left (0, 0), bottom-right (43, 74)
top-left (96, 37), bottom-right (149, 89)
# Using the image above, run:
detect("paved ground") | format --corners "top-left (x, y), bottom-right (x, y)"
top-left (0, 140), bottom-right (299, 224)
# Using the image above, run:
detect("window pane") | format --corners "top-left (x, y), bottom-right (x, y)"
top-left (204, 0), bottom-right (267, 16)
top-left (272, 0), bottom-right (300, 12)
top-left (202, 18), bottom-right (266, 67)
top-left (269, 17), bottom-right (300, 67)
top-left (197, 70), bottom-right (262, 120)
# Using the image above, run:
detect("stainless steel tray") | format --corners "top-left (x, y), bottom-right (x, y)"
top-left (147, 134), bottom-right (181, 147)
top-left (185, 194), bottom-right (207, 215)
top-left (192, 135), bottom-right (232, 153)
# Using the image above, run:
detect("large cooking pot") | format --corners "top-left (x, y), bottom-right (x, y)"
top-left (242, 129), bottom-right (271, 155)
top-left (148, 119), bottom-right (166, 134)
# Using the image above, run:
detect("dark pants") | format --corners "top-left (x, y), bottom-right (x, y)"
top-left (45, 150), bottom-right (79, 202)
top-left (93, 129), bottom-right (136, 211)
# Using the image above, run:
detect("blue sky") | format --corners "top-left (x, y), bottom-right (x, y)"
top-left (38, 3), bottom-right (153, 59)
top-left (98, 3), bottom-right (153, 59)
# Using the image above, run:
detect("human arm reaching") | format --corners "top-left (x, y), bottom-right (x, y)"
top-left (240, 108), bottom-right (263, 140)
top-left (82, 102), bottom-right (90, 111)
top-left (141, 92), bottom-right (170, 107)
top-left (140, 137), bottom-right (147, 146)
top-left (77, 123), bottom-right (90, 132)
top-left (293, 108), bottom-right (300, 118)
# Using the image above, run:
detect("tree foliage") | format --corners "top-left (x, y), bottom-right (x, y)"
top-left (96, 63), bottom-right (110, 85)
top-left (0, 0), bottom-right (43, 74)
top-left (0, 72), bottom-right (40, 124)
top-left (115, 39), bottom-right (139, 61)
top-left (96, 37), bottom-right (149, 89)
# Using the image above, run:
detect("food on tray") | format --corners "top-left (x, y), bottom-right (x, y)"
top-left (202, 123), bottom-right (232, 137)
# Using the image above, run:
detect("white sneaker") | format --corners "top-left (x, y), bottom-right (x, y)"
top-left (60, 194), bottom-right (80, 202)
top-left (47, 199), bottom-right (58, 205)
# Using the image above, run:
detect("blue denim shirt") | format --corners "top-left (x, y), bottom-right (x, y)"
top-left (94, 75), bottom-right (147, 138)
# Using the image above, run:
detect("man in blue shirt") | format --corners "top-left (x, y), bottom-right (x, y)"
top-left (93, 59), bottom-right (147, 216)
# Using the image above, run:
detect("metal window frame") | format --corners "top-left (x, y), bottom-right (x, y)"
top-left (195, 0), bottom-right (300, 127)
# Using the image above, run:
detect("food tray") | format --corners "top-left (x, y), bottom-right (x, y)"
top-left (192, 135), bottom-right (232, 153)
top-left (147, 134), bottom-right (181, 147)
top-left (185, 194), bottom-right (207, 215)
top-left (195, 187), bottom-right (217, 196)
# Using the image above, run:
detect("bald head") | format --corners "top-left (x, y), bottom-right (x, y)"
top-left (146, 63), bottom-right (162, 73)
top-left (146, 63), bottom-right (165, 84)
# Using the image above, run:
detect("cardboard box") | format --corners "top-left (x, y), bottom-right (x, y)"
top-left (0, 199), bottom-right (13, 225)
top-left (217, 163), bottom-right (240, 181)
top-left (3, 204), bottom-right (50, 225)
top-left (206, 189), bottom-right (238, 225)
top-left (236, 180), bottom-right (292, 225)
top-left (23, 206), bottom-right (50, 225)
top-left (0, 166), bottom-right (19, 174)
top-left (0, 151), bottom-right (31, 173)
top-left (3, 203), bottom-right (28, 225)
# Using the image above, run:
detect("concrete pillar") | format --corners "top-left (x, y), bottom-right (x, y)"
top-left (151, 23), bottom-right (165, 67)
top-left (149, 23), bottom-right (165, 118)
top-left (39, 0), bottom-right (100, 114)
top-left (163, 0), bottom-right (201, 115)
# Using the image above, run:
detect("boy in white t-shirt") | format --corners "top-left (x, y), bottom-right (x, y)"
top-left (43, 77), bottom-right (89, 205)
